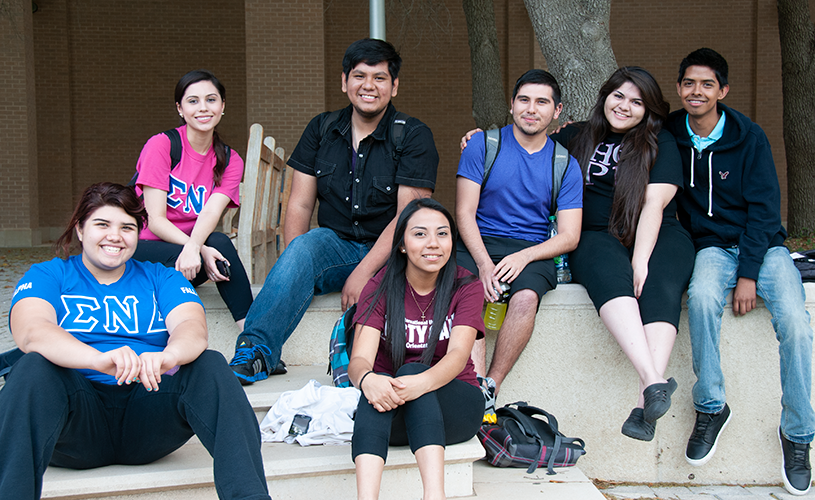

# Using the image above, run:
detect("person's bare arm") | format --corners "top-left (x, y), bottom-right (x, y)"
top-left (456, 176), bottom-right (499, 302)
top-left (283, 169), bottom-right (318, 247)
top-left (492, 207), bottom-right (582, 283)
top-left (631, 183), bottom-right (677, 297)
top-left (137, 301), bottom-right (208, 391)
top-left (12, 297), bottom-right (142, 385)
top-left (340, 185), bottom-right (432, 311)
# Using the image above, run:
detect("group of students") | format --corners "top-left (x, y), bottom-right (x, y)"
top-left (0, 37), bottom-right (811, 500)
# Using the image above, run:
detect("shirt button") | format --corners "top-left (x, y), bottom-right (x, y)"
top-left (354, 221), bottom-right (359, 226)
top-left (345, 197), bottom-right (349, 201)
top-left (354, 205), bottom-right (359, 209)
top-left (358, 154), bottom-right (363, 158)
top-left (355, 178), bottom-right (360, 183)
top-left (386, 186), bottom-right (391, 191)
top-left (316, 170), bottom-right (321, 174)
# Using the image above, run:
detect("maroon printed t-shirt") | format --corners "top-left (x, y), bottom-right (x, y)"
top-left (354, 266), bottom-right (484, 387)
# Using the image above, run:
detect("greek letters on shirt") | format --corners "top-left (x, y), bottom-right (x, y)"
top-left (586, 141), bottom-right (623, 186)
top-left (59, 293), bottom-right (167, 334)
top-left (382, 313), bottom-right (456, 349)
top-left (167, 174), bottom-right (208, 214)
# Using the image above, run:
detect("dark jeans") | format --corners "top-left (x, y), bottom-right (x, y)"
top-left (0, 350), bottom-right (270, 500)
top-left (351, 363), bottom-right (483, 461)
top-left (133, 232), bottom-right (253, 322)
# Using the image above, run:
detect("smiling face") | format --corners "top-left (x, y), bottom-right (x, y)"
top-left (77, 205), bottom-right (139, 283)
top-left (401, 208), bottom-right (453, 282)
top-left (677, 65), bottom-right (729, 122)
top-left (510, 83), bottom-right (563, 137)
top-left (604, 81), bottom-right (646, 133)
top-left (342, 61), bottom-right (399, 121)
top-left (176, 80), bottom-right (224, 135)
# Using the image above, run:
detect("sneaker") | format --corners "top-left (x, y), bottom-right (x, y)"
top-left (779, 427), bottom-right (812, 495)
top-left (685, 404), bottom-right (732, 466)
top-left (621, 408), bottom-right (655, 442)
top-left (478, 375), bottom-right (497, 424)
top-left (642, 377), bottom-right (678, 423)
top-left (229, 340), bottom-right (272, 385)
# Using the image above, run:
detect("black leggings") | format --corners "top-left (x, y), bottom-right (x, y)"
top-left (351, 363), bottom-right (483, 462)
top-left (132, 232), bottom-right (253, 321)
top-left (570, 221), bottom-right (695, 328)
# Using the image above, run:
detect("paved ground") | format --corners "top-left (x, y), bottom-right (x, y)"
top-left (600, 482), bottom-right (815, 499)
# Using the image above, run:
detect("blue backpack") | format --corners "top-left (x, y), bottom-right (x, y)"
top-left (328, 304), bottom-right (357, 388)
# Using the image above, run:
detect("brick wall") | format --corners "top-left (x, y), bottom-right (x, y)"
top-left (0, 0), bottom-right (39, 245)
top-left (6, 0), bottom-right (806, 242)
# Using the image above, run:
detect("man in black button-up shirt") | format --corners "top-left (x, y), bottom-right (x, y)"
top-left (229, 38), bottom-right (439, 384)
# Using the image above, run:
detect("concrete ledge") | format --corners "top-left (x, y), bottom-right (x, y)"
top-left (201, 282), bottom-right (815, 485)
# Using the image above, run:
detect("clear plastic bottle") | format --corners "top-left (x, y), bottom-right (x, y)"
top-left (484, 281), bottom-right (511, 330)
top-left (548, 215), bottom-right (572, 284)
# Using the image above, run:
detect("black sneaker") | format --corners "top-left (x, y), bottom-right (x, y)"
top-left (229, 340), bottom-right (272, 385)
top-left (477, 375), bottom-right (497, 424)
top-left (685, 404), bottom-right (731, 466)
top-left (621, 407), bottom-right (655, 442)
top-left (779, 427), bottom-right (812, 495)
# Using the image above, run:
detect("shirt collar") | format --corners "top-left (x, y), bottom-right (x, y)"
top-left (686, 110), bottom-right (726, 152)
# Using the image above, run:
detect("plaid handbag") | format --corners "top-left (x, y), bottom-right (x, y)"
top-left (477, 401), bottom-right (586, 475)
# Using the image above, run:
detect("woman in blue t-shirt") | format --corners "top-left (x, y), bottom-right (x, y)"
top-left (550, 67), bottom-right (695, 441)
top-left (348, 198), bottom-right (484, 500)
top-left (0, 182), bottom-right (270, 499)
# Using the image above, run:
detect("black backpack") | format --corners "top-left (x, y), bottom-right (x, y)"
top-left (128, 128), bottom-right (231, 191)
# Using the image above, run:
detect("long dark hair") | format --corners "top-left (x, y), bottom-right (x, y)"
top-left (361, 198), bottom-right (474, 368)
top-left (175, 69), bottom-right (228, 186)
top-left (569, 66), bottom-right (669, 247)
top-left (55, 182), bottom-right (148, 258)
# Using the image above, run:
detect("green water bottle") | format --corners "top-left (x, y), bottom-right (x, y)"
top-left (484, 281), bottom-right (511, 330)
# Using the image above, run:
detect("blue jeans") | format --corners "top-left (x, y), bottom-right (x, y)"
top-left (238, 228), bottom-right (370, 368)
top-left (687, 246), bottom-right (815, 443)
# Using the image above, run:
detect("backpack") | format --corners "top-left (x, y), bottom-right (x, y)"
top-left (481, 128), bottom-right (569, 215)
top-left (328, 303), bottom-right (357, 388)
top-left (477, 401), bottom-right (586, 475)
top-left (128, 128), bottom-right (231, 190)
top-left (318, 109), bottom-right (410, 168)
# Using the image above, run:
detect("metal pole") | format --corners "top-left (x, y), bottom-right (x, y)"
top-left (369, 0), bottom-right (386, 40)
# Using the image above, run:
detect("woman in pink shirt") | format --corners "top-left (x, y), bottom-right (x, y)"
top-left (132, 70), bottom-right (253, 331)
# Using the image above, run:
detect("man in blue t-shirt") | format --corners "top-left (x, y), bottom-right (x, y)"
top-left (456, 70), bottom-right (583, 419)
top-left (664, 48), bottom-right (814, 495)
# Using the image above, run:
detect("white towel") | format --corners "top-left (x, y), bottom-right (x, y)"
top-left (260, 379), bottom-right (360, 446)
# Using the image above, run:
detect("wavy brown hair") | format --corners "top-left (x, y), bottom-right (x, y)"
top-left (569, 67), bottom-right (669, 247)
top-left (55, 183), bottom-right (148, 258)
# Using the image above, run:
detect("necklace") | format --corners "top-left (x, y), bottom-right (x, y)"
top-left (408, 282), bottom-right (436, 321)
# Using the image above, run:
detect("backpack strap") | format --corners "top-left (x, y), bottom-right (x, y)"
top-left (319, 110), bottom-right (344, 147)
top-left (163, 128), bottom-right (183, 171)
top-left (549, 141), bottom-right (569, 215)
top-left (390, 111), bottom-right (409, 166)
top-left (503, 401), bottom-right (585, 475)
top-left (343, 303), bottom-right (357, 354)
top-left (480, 128), bottom-right (502, 194)
top-left (498, 404), bottom-right (550, 474)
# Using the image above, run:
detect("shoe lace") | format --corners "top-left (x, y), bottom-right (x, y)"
top-left (230, 343), bottom-right (272, 365)
top-left (790, 443), bottom-right (811, 468)
top-left (691, 413), bottom-right (712, 439)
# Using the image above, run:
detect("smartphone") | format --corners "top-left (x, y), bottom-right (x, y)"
top-left (288, 413), bottom-right (312, 437)
top-left (215, 260), bottom-right (231, 278)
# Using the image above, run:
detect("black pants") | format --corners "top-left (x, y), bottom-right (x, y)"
top-left (133, 232), bottom-right (253, 321)
top-left (351, 363), bottom-right (483, 462)
top-left (0, 351), bottom-right (270, 500)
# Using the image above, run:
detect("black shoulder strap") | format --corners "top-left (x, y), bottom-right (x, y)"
top-left (550, 141), bottom-right (569, 215)
top-left (480, 127), bottom-right (502, 194)
top-left (319, 110), bottom-right (344, 147)
top-left (390, 111), bottom-right (409, 165)
top-left (162, 128), bottom-right (183, 171)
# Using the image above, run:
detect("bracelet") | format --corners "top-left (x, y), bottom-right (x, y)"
top-left (358, 370), bottom-right (375, 391)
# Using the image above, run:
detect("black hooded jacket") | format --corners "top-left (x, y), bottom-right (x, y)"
top-left (664, 103), bottom-right (786, 281)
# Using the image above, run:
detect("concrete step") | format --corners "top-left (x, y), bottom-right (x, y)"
top-left (41, 366), bottom-right (487, 500)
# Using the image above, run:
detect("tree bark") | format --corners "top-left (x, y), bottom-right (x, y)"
top-left (462, 0), bottom-right (509, 129)
top-left (522, 0), bottom-right (617, 122)
top-left (777, 0), bottom-right (815, 235)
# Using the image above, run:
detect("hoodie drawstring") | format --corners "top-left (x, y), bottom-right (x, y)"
top-left (688, 148), bottom-right (715, 217)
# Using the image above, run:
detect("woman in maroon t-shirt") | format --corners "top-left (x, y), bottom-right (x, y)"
top-left (349, 198), bottom-right (484, 500)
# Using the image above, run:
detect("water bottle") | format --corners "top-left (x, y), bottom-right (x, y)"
top-left (484, 281), bottom-right (511, 330)
top-left (548, 216), bottom-right (572, 284)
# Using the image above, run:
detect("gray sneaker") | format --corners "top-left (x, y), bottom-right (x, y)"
top-left (477, 375), bottom-right (497, 424)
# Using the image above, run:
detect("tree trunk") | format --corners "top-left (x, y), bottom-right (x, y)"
top-left (777, 0), bottom-right (815, 235)
top-left (462, 0), bottom-right (509, 129)
top-left (522, 0), bottom-right (617, 122)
